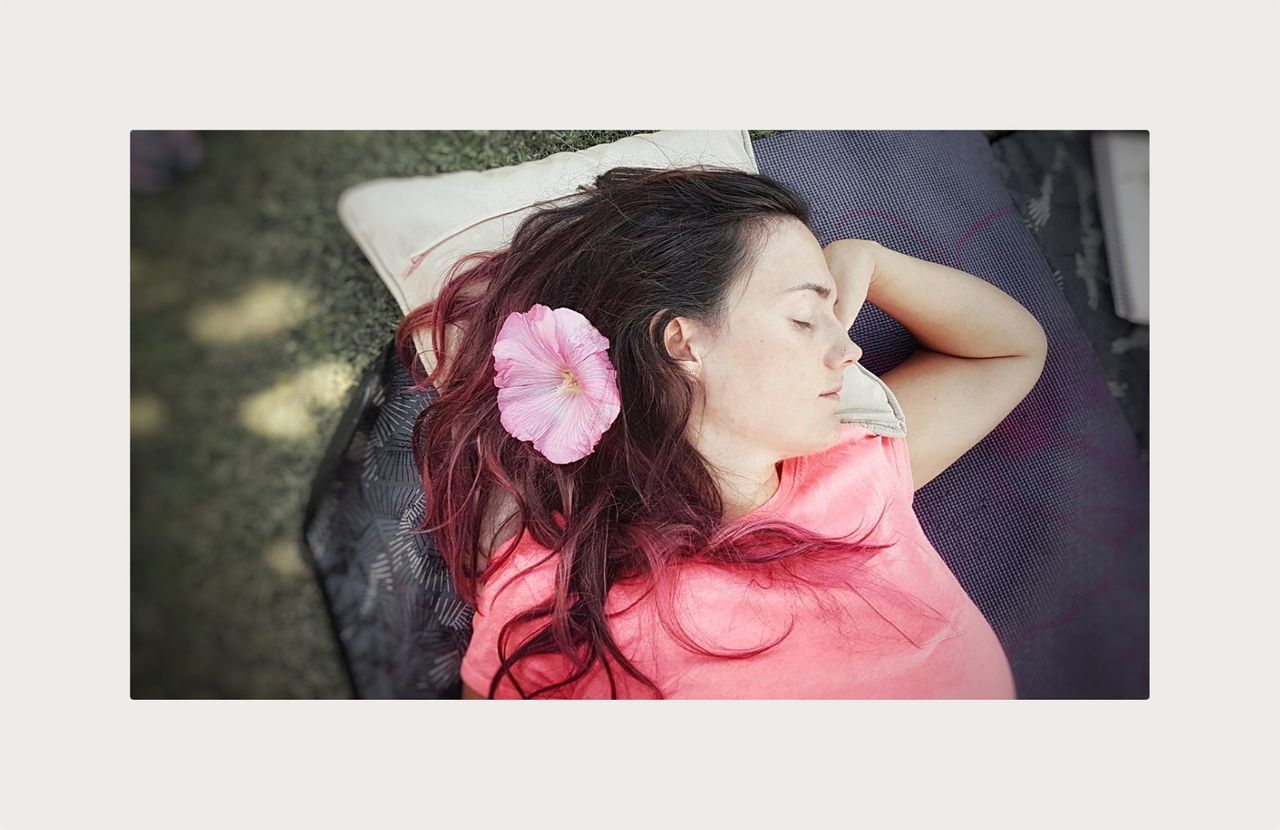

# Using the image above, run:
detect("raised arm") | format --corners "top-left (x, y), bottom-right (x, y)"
top-left (825, 239), bottom-right (1048, 490)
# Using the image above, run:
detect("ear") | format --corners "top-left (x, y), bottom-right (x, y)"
top-left (662, 316), bottom-right (702, 374)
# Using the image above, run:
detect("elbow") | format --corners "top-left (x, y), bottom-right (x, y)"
top-left (1028, 330), bottom-right (1049, 364)
top-left (1020, 328), bottom-right (1049, 390)
top-left (1006, 322), bottom-right (1048, 391)
top-left (1016, 317), bottom-right (1049, 363)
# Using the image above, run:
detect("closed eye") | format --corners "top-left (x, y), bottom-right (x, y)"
top-left (791, 320), bottom-right (813, 330)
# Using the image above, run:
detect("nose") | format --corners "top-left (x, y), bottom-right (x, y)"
top-left (833, 335), bottom-right (862, 368)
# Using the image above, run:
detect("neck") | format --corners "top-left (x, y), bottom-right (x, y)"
top-left (688, 417), bottom-right (783, 523)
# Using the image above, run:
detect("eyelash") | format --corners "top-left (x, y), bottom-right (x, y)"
top-left (791, 320), bottom-right (813, 331)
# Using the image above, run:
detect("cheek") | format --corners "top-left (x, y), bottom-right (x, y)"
top-left (736, 335), bottom-right (790, 382)
top-left (737, 339), bottom-right (808, 406)
top-left (704, 344), bottom-right (769, 408)
top-left (706, 327), bottom-right (811, 412)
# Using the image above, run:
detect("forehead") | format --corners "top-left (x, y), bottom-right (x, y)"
top-left (737, 218), bottom-right (832, 302)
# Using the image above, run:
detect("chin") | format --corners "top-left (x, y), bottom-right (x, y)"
top-left (797, 424), bottom-right (843, 457)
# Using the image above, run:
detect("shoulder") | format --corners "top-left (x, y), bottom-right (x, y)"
top-left (810, 421), bottom-right (904, 468)
top-left (795, 421), bottom-right (915, 507)
top-left (473, 526), bottom-right (558, 619)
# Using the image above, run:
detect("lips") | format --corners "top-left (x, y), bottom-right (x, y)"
top-left (819, 385), bottom-right (842, 397)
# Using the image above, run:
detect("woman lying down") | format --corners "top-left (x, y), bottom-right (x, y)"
top-left (394, 166), bottom-right (1048, 699)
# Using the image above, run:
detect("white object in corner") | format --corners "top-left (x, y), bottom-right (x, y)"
top-left (1091, 131), bottom-right (1149, 325)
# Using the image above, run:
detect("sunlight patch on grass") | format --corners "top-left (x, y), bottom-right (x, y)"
top-left (263, 538), bottom-right (307, 577)
top-left (188, 280), bottom-right (315, 345)
top-left (131, 394), bottom-right (167, 435)
top-left (238, 361), bottom-right (356, 440)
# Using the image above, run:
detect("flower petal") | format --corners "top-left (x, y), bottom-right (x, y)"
top-left (493, 305), bottom-right (566, 376)
top-left (491, 304), bottom-right (621, 464)
top-left (497, 382), bottom-right (572, 444)
top-left (536, 370), bottom-right (620, 463)
top-left (550, 306), bottom-right (611, 366)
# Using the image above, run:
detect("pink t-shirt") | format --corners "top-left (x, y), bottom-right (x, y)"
top-left (460, 422), bottom-right (1016, 699)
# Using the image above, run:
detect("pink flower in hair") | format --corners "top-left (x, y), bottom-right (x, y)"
top-left (492, 304), bottom-right (622, 464)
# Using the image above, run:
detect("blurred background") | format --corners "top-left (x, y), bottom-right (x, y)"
top-left (131, 129), bottom-right (1149, 698)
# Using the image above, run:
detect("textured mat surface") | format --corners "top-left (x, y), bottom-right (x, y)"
top-left (751, 130), bottom-right (1148, 698)
top-left (306, 130), bottom-right (1149, 698)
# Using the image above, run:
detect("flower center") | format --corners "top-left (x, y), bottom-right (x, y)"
top-left (559, 367), bottom-right (581, 395)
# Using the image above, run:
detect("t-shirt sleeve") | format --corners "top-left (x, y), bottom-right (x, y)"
top-left (836, 422), bottom-right (915, 503)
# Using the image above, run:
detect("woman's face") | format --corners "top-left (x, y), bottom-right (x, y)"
top-left (676, 217), bottom-right (863, 461)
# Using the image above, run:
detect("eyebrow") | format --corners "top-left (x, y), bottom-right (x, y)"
top-left (781, 282), bottom-right (835, 300)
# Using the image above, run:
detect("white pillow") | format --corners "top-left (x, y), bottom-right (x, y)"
top-left (338, 130), bottom-right (757, 312)
top-left (335, 129), bottom-right (904, 437)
